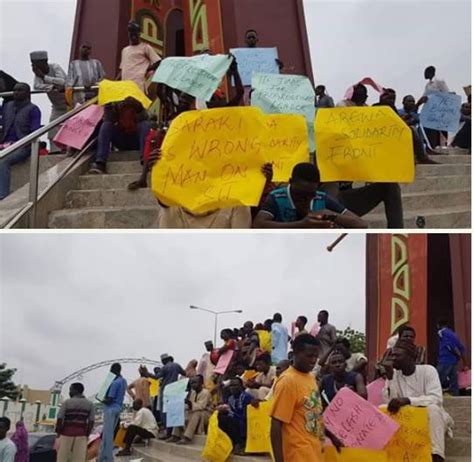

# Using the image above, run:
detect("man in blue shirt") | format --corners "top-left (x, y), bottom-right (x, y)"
top-left (98, 363), bottom-right (127, 462)
top-left (253, 163), bottom-right (367, 229)
top-left (436, 318), bottom-right (468, 396)
top-left (271, 313), bottom-right (289, 364)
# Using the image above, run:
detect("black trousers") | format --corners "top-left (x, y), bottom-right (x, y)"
top-left (218, 414), bottom-right (244, 447)
top-left (124, 425), bottom-right (155, 448)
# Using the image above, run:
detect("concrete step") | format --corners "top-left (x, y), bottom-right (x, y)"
top-left (428, 154), bottom-right (471, 164)
top-left (366, 205), bottom-right (471, 228)
top-left (446, 436), bottom-right (471, 457)
top-left (107, 161), bottom-right (143, 174)
top-left (443, 396), bottom-right (472, 410)
top-left (65, 188), bottom-right (156, 208)
top-left (452, 419), bottom-right (471, 437)
top-left (414, 163), bottom-right (471, 177)
top-left (401, 175), bottom-right (471, 193)
top-left (78, 173), bottom-right (145, 190)
top-left (48, 205), bottom-right (159, 229)
top-left (433, 147), bottom-right (471, 156)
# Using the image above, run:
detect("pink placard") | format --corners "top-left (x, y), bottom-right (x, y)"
top-left (54, 104), bottom-right (104, 150)
top-left (310, 322), bottom-right (320, 336)
top-left (458, 370), bottom-right (471, 389)
top-left (367, 378), bottom-right (385, 407)
top-left (214, 349), bottom-right (234, 375)
top-left (323, 387), bottom-right (399, 451)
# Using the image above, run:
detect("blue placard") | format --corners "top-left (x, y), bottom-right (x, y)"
top-left (420, 91), bottom-right (462, 132)
top-left (230, 47), bottom-right (280, 86)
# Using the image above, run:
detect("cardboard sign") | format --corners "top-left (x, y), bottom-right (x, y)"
top-left (229, 47), bottom-right (279, 86)
top-left (151, 107), bottom-right (267, 214)
top-left (201, 412), bottom-right (233, 462)
top-left (458, 369), bottom-right (471, 389)
top-left (98, 79), bottom-right (152, 109)
top-left (166, 394), bottom-right (187, 427)
top-left (367, 378), bottom-right (385, 407)
top-left (315, 107), bottom-right (415, 182)
top-left (420, 91), bottom-right (462, 132)
top-left (149, 378), bottom-right (160, 398)
top-left (214, 349), bottom-right (234, 375)
top-left (53, 104), bottom-right (104, 150)
top-left (323, 388), bottom-right (399, 450)
top-left (245, 400), bottom-right (272, 453)
top-left (162, 378), bottom-right (189, 412)
top-left (323, 446), bottom-right (387, 462)
top-left (96, 373), bottom-right (116, 402)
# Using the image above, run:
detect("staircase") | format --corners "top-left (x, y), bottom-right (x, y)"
top-left (444, 396), bottom-right (471, 461)
top-left (47, 150), bottom-right (471, 229)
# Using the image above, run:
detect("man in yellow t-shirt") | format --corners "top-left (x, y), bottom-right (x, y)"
top-left (270, 334), bottom-right (342, 462)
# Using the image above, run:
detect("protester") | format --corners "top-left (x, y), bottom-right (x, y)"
top-left (0, 70), bottom-right (18, 137)
top-left (316, 310), bottom-right (337, 358)
top-left (383, 339), bottom-right (454, 462)
top-left (315, 85), bottom-right (334, 108)
top-left (271, 313), bottom-right (289, 364)
top-left (398, 94), bottom-right (428, 126)
top-left (39, 141), bottom-right (49, 156)
top-left (333, 337), bottom-right (368, 376)
top-left (270, 334), bottom-right (342, 462)
top-left (171, 375), bottom-right (212, 445)
top-left (294, 316), bottom-right (309, 338)
top-left (116, 399), bottom-right (158, 456)
top-left (255, 323), bottom-right (272, 354)
top-left (197, 341), bottom-right (216, 388)
top-left (185, 359), bottom-right (198, 378)
top-left (30, 50), bottom-right (67, 151)
top-left (452, 102), bottom-right (471, 150)
top-left (218, 377), bottom-right (259, 455)
top-left (98, 363), bottom-right (127, 462)
top-left (320, 350), bottom-right (367, 407)
top-left (0, 417), bottom-right (16, 462)
top-left (245, 29), bottom-right (259, 48)
top-left (88, 97), bottom-right (151, 174)
top-left (66, 42), bottom-right (105, 106)
top-left (10, 421), bottom-right (28, 462)
top-left (118, 21), bottom-right (161, 93)
top-left (245, 352), bottom-right (276, 399)
top-left (253, 163), bottom-right (368, 229)
top-left (56, 382), bottom-right (95, 462)
top-left (127, 366), bottom-right (151, 408)
top-left (0, 83), bottom-right (42, 199)
top-left (207, 57), bottom-right (244, 108)
top-left (436, 318), bottom-right (468, 396)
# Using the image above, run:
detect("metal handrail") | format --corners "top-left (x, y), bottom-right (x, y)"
top-left (0, 86), bottom-right (98, 99)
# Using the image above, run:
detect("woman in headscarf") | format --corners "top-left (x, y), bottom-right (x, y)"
top-left (11, 420), bottom-right (28, 462)
top-left (185, 359), bottom-right (198, 378)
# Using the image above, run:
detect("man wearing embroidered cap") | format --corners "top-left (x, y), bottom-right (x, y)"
top-left (30, 50), bottom-right (67, 151)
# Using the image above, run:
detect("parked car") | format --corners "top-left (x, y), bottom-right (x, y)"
top-left (29, 432), bottom-right (56, 462)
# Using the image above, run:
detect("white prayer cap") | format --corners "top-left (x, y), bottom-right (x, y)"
top-left (30, 50), bottom-right (48, 61)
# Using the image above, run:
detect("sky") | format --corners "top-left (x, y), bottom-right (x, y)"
top-left (0, 0), bottom-right (470, 124)
top-left (0, 233), bottom-right (366, 396)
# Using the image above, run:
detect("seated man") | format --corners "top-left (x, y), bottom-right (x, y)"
top-left (217, 377), bottom-right (259, 455)
top-left (245, 352), bottom-right (276, 400)
top-left (116, 399), bottom-right (158, 457)
top-left (89, 97), bottom-right (151, 174)
top-left (170, 375), bottom-right (212, 445)
top-left (0, 83), bottom-right (41, 199)
top-left (253, 162), bottom-right (367, 229)
top-left (383, 339), bottom-right (454, 462)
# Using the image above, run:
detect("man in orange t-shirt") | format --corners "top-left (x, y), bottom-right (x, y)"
top-left (270, 334), bottom-right (342, 462)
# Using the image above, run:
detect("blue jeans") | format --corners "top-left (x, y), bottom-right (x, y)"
top-left (98, 406), bottom-right (121, 462)
top-left (94, 121), bottom-right (151, 164)
top-left (437, 363), bottom-right (459, 396)
top-left (0, 146), bottom-right (31, 199)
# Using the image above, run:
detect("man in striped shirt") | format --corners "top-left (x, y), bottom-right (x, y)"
top-left (56, 382), bottom-right (95, 462)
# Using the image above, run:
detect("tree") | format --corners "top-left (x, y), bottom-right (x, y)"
top-left (336, 327), bottom-right (366, 354)
top-left (0, 363), bottom-right (19, 400)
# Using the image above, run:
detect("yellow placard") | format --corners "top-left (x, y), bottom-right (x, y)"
top-left (315, 107), bottom-right (414, 182)
top-left (151, 107), bottom-right (267, 213)
top-left (380, 406), bottom-right (432, 462)
top-left (245, 401), bottom-right (273, 454)
top-left (242, 370), bottom-right (259, 383)
top-left (264, 114), bottom-right (309, 182)
top-left (98, 79), bottom-right (152, 109)
top-left (323, 447), bottom-right (387, 462)
top-left (113, 426), bottom-right (127, 448)
top-left (256, 330), bottom-right (272, 353)
top-left (149, 379), bottom-right (160, 398)
top-left (202, 412), bottom-right (233, 462)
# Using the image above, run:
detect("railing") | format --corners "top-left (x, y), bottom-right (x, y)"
top-left (1, 88), bottom-right (99, 228)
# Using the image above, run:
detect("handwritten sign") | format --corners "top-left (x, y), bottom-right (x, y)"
top-left (202, 412), bottom-right (233, 462)
top-left (367, 379), bottom-right (385, 407)
top-left (245, 400), bottom-right (272, 453)
top-left (151, 107), bottom-right (267, 214)
top-left (251, 73), bottom-right (316, 151)
top-left (54, 104), bottom-right (104, 150)
top-left (458, 369), bottom-right (471, 389)
top-left (214, 349), bottom-right (234, 375)
top-left (264, 114), bottom-right (309, 182)
top-left (98, 79), bottom-right (151, 109)
top-left (420, 91), bottom-right (462, 132)
top-left (96, 373), bottom-right (115, 402)
top-left (230, 48), bottom-right (279, 86)
top-left (315, 107), bottom-right (415, 182)
top-left (380, 406), bottom-right (431, 462)
top-left (323, 447), bottom-right (387, 462)
top-left (152, 54), bottom-right (232, 101)
top-left (163, 378), bottom-right (189, 412)
top-left (166, 394), bottom-right (186, 428)
top-left (323, 388), bottom-right (399, 451)
top-left (149, 379), bottom-right (160, 398)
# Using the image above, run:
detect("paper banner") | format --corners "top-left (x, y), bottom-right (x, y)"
top-left (323, 388), bottom-right (399, 451)
top-left (162, 378), bottom-right (189, 412)
top-left (323, 446), bottom-right (387, 462)
top-left (96, 373), bottom-right (116, 402)
top-left (315, 106), bottom-right (415, 182)
top-left (229, 47), bottom-right (279, 86)
top-left (263, 114), bottom-right (309, 182)
top-left (53, 104), bottom-right (104, 150)
top-left (366, 378), bottom-right (385, 407)
top-left (98, 79), bottom-right (152, 109)
top-left (245, 400), bottom-right (273, 454)
top-left (152, 54), bottom-right (232, 101)
top-left (380, 406), bottom-right (432, 462)
top-left (151, 106), bottom-right (267, 214)
top-left (256, 330), bottom-right (272, 353)
top-left (214, 349), bottom-right (234, 375)
top-left (165, 393), bottom-right (187, 428)
top-left (201, 412), bottom-right (233, 462)
top-left (149, 379), bottom-right (160, 398)
top-left (458, 369), bottom-right (471, 389)
top-left (420, 91), bottom-right (462, 132)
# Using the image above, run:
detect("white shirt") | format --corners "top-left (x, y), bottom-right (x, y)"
top-left (424, 78), bottom-right (449, 95)
top-left (126, 407), bottom-right (158, 437)
top-left (0, 438), bottom-right (17, 462)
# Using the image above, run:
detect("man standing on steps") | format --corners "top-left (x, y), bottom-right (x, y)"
top-left (98, 363), bottom-right (127, 462)
top-left (271, 313), bottom-right (289, 364)
top-left (0, 417), bottom-right (17, 462)
top-left (315, 310), bottom-right (337, 359)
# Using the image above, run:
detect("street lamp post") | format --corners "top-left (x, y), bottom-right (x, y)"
top-left (190, 305), bottom-right (243, 345)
